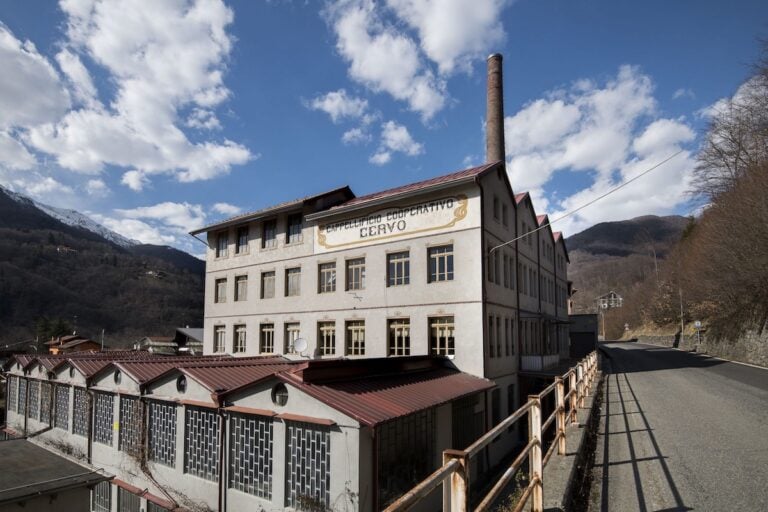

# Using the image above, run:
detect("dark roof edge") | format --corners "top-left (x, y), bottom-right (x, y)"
top-left (306, 162), bottom-right (501, 222)
top-left (189, 185), bottom-right (353, 235)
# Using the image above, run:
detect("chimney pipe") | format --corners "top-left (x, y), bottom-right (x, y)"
top-left (486, 53), bottom-right (506, 163)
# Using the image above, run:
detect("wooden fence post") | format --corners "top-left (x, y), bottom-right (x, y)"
top-left (528, 395), bottom-right (543, 512)
top-left (577, 363), bottom-right (585, 408)
top-left (555, 377), bottom-right (566, 455)
top-left (443, 449), bottom-right (469, 512)
top-left (569, 370), bottom-right (577, 425)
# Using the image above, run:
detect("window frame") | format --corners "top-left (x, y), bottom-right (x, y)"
top-left (317, 321), bottom-right (336, 356)
top-left (213, 325), bottom-right (226, 353)
top-left (260, 323), bottom-right (275, 353)
top-left (388, 318), bottom-right (411, 356)
top-left (285, 267), bottom-right (301, 297)
top-left (345, 320), bottom-right (365, 356)
top-left (318, 262), bottom-right (336, 294)
top-left (215, 231), bottom-right (228, 258)
top-left (214, 278), bottom-right (227, 303)
top-left (235, 226), bottom-right (249, 255)
top-left (345, 257), bottom-right (366, 291)
top-left (387, 251), bottom-right (410, 287)
top-left (261, 271), bottom-right (275, 299)
top-left (429, 316), bottom-right (455, 356)
top-left (427, 244), bottom-right (454, 283)
top-left (234, 275), bottom-right (248, 302)
top-left (262, 219), bottom-right (277, 249)
top-left (286, 213), bottom-right (303, 245)
top-left (234, 324), bottom-right (247, 353)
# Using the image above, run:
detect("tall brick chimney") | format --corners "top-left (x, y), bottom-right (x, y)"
top-left (486, 53), bottom-right (505, 163)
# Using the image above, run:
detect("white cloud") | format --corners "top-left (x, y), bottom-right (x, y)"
top-left (326, 0), bottom-right (446, 120)
top-left (342, 127), bottom-right (372, 145)
top-left (24, 176), bottom-right (74, 197)
top-left (121, 170), bottom-right (149, 192)
top-left (369, 120), bottom-right (423, 164)
top-left (0, 25), bottom-right (71, 129)
top-left (0, 131), bottom-right (36, 170)
top-left (186, 108), bottom-right (221, 130)
top-left (212, 202), bottom-right (241, 215)
top-left (92, 216), bottom-right (176, 245)
top-left (308, 89), bottom-right (369, 122)
top-left (85, 178), bottom-right (109, 197)
top-left (55, 48), bottom-right (99, 108)
top-left (504, 65), bottom-right (697, 235)
top-left (385, 0), bottom-right (510, 74)
top-left (369, 150), bottom-right (392, 165)
top-left (19, 0), bottom-right (251, 189)
top-left (672, 87), bottom-right (695, 100)
top-left (115, 201), bottom-right (206, 232)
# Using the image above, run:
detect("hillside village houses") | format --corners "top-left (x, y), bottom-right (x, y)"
top-left (1, 55), bottom-right (571, 512)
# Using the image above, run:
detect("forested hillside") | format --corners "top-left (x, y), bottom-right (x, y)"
top-left (0, 188), bottom-right (204, 348)
top-left (596, 44), bottom-right (768, 366)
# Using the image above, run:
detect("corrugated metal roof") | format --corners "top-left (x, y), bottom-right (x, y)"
top-left (181, 362), bottom-right (298, 393)
top-left (279, 358), bottom-right (494, 427)
top-left (190, 186), bottom-right (353, 235)
top-left (318, 162), bottom-right (499, 218)
top-left (515, 191), bottom-right (529, 204)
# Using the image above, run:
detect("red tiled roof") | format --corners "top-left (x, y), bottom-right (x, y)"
top-left (331, 162), bottom-right (500, 211)
top-left (514, 192), bottom-right (529, 204)
top-left (536, 214), bottom-right (548, 226)
top-left (278, 358), bottom-right (494, 427)
top-left (553, 231), bottom-right (562, 242)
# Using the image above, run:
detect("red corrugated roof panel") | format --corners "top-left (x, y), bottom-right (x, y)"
top-left (279, 361), bottom-right (494, 427)
top-left (330, 162), bottom-right (499, 211)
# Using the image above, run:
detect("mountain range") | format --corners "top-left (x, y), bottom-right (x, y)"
top-left (566, 215), bottom-right (690, 313)
top-left (0, 186), bottom-right (204, 348)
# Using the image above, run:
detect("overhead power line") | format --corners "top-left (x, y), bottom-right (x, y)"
top-left (490, 149), bottom-right (685, 253)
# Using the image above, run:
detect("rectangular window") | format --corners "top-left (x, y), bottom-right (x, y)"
top-left (286, 213), bottom-right (303, 244)
top-left (17, 379), bottom-right (26, 415)
top-left (285, 422), bottom-right (330, 509)
top-left (119, 396), bottom-right (142, 456)
top-left (387, 251), bottom-right (410, 286)
top-left (428, 245), bottom-right (454, 282)
top-left (261, 271), bottom-right (275, 299)
top-left (496, 317), bottom-right (502, 357)
top-left (377, 410), bottom-right (434, 509)
top-left (54, 385), bottom-right (70, 431)
top-left (92, 481), bottom-right (111, 512)
top-left (318, 322), bottom-right (336, 356)
top-left (505, 317), bottom-right (511, 357)
top-left (234, 275), bottom-right (247, 302)
top-left (492, 388), bottom-right (501, 427)
top-left (318, 262), bottom-right (336, 293)
top-left (93, 392), bottom-right (114, 446)
top-left (215, 232), bottom-right (228, 258)
top-left (235, 226), bottom-right (249, 254)
top-left (6, 377), bottom-right (16, 417)
top-left (28, 381), bottom-right (39, 420)
top-left (502, 203), bottom-right (509, 226)
top-left (260, 324), bottom-right (275, 353)
top-left (388, 319), bottom-right (410, 356)
top-left (148, 401), bottom-right (177, 467)
top-left (285, 323), bottom-right (300, 354)
top-left (509, 255), bottom-right (515, 290)
top-left (345, 258), bottom-right (365, 291)
top-left (118, 487), bottom-right (141, 512)
top-left (213, 325), bottom-right (226, 353)
top-left (234, 324), bottom-right (247, 353)
top-left (429, 316), bottom-right (455, 356)
top-left (262, 219), bottom-right (277, 249)
top-left (40, 383), bottom-right (51, 424)
top-left (493, 196), bottom-right (500, 220)
top-left (230, 414), bottom-right (273, 498)
top-left (487, 245), bottom-right (494, 283)
top-left (285, 267), bottom-right (301, 296)
top-left (185, 406), bottom-right (220, 482)
top-left (507, 384), bottom-right (516, 433)
top-left (503, 254), bottom-right (509, 288)
top-left (345, 320), bottom-right (365, 356)
top-left (73, 387), bottom-right (88, 436)
top-left (215, 278), bottom-right (227, 303)
top-left (488, 316), bottom-right (495, 358)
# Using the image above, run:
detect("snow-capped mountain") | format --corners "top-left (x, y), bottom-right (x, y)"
top-left (0, 184), bottom-right (138, 247)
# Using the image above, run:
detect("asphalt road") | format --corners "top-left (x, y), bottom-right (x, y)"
top-left (589, 343), bottom-right (768, 512)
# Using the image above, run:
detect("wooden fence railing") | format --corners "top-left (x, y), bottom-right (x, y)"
top-left (383, 351), bottom-right (599, 512)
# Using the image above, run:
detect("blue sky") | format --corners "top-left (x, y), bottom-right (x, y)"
top-left (0, 0), bottom-right (766, 255)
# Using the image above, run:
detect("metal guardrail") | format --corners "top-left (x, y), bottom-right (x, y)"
top-left (383, 351), bottom-right (599, 512)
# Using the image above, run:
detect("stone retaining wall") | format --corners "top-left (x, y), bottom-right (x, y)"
top-left (635, 330), bottom-right (768, 368)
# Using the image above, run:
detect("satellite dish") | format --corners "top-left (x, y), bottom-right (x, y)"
top-left (293, 338), bottom-right (308, 354)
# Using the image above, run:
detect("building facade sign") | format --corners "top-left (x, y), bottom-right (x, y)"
top-left (316, 195), bottom-right (468, 251)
